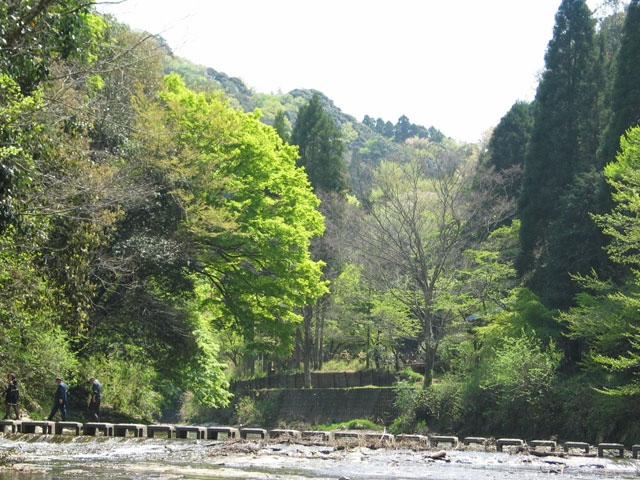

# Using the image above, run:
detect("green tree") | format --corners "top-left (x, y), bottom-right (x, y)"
top-left (356, 139), bottom-right (514, 385)
top-left (0, 8), bottom-right (168, 416)
top-left (517, 0), bottom-right (600, 307)
top-left (330, 263), bottom-right (419, 369)
top-left (483, 101), bottom-right (533, 175)
top-left (0, 0), bottom-right (95, 94)
top-left (599, 0), bottom-right (640, 166)
top-left (137, 74), bottom-right (328, 366)
top-left (273, 110), bottom-right (291, 143)
top-left (595, 126), bottom-right (640, 269)
top-left (480, 334), bottom-right (562, 437)
top-left (289, 93), bottom-right (348, 386)
top-left (291, 93), bottom-right (348, 194)
top-left (349, 136), bottom-right (398, 203)
top-left (446, 221), bottom-right (521, 319)
top-left (563, 127), bottom-right (640, 396)
top-left (0, 75), bottom-right (41, 231)
top-left (394, 115), bottom-right (413, 143)
top-left (393, 115), bottom-right (431, 143)
top-left (0, 1), bottom-right (102, 233)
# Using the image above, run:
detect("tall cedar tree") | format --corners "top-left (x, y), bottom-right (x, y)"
top-left (483, 101), bottom-right (534, 197)
top-left (291, 94), bottom-right (348, 194)
top-left (517, 0), bottom-right (600, 307)
top-left (600, 0), bottom-right (640, 165)
top-left (485, 101), bottom-right (533, 173)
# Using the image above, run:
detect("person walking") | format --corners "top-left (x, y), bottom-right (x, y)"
top-left (47, 377), bottom-right (68, 421)
top-left (88, 377), bottom-right (102, 421)
top-left (4, 373), bottom-right (19, 420)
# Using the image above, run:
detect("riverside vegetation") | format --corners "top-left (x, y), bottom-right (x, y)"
top-left (2, 0), bottom-right (640, 446)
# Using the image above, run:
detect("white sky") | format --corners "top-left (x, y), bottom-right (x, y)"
top-left (97, 0), bottom-right (608, 143)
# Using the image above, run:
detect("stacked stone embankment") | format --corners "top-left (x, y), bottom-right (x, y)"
top-left (1, 419), bottom-right (639, 459)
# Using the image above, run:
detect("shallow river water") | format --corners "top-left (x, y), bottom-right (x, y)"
top-left (1, 434), bottom-right (640, 479)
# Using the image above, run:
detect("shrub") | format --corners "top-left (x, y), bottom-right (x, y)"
top-left (81, 349), bottom-right (162, 422)
top-left (389, 380), bottom-right (428, 434)
top-left (233, 391), bottom-right (281, 427)
top-left (313, 419), bottom-right (383, 431)
top-left (473, 333), bottom-right (562, 437)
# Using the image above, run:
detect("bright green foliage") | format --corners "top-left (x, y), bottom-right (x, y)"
top-left (518, 0), bottom-right (600, 307)
top-left (84, 349), bottom-right (163, 421)
top-left (597, 126), bottom-right (640, 268)
top-left (478, 334), bottom-right (562, 436)
top-left (330, 264), bottom-right (418, 368)
top-left (291, 94), bottom-right (348, 194)
top-left (562, 127), bottom-right (640, 395)
top-left (184, 283), bottom-right (231, 407)
top-left (561, 277), bottom-right (638, 359)
top-left (0, 230), bottom-right (79, 415)
top-left (560, 274), bottom-right (640, 395)
top-left (0, 75), bottom-right (41, 231)
top-left (444, 221), bottom-right (520, 318)
top-left (475, 288), bottom-right (558, 349)
top-left (360, 139), bottom-right (496, 385)
top-left (329, 264), bottom-right (376, 355)
top-left (142, 75), bottom-right (328, 358)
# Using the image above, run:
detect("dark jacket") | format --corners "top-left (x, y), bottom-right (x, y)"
top-left (55, 381), bottom-right (68, 404)
top-left (91, 379), bottom-right (102, 401)
top-left (5, 379), bottom-right (19, 404)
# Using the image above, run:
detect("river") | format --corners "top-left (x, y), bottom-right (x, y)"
top-left (1, 433), bottom-right (639, 479)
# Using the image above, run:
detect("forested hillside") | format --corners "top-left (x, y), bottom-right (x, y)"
top-left (2, 0), bottom-right (640, 442)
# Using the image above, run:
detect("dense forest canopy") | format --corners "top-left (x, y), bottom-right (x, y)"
top-left (2, 0), bottom-right (640, 441)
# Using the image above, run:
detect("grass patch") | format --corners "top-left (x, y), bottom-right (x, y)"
top-left (312, 418), bottom-right (384, 431)
top-left (398, 367), bottom-right (423, 383)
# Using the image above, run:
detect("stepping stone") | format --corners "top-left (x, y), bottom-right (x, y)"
top-left (496, 438), bottom-right (524, 452)
top-left (147, 424), bottom-right (175, 438)
top-left (55, 422), bottom-right (83, 435)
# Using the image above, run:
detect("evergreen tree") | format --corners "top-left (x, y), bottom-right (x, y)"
top-left (291, 94), bottom-right (348, 193)
top-left (375, 118), bottom-right (395, 138)
top-left (485, 101), bottom-right (533, 173)
top-left (483, 101), bottom-right (533, 198)
top-left (599, 0), bottom-right (640, 165)
top-left (517, 0), bottom-right (599, 307)
top-left (273, 110), bottom-right (290, 143)
top-left (427, 126), bottom-right (446, 143)
top-left (394, 115), bottom-right (412, 143)
top-left (362, 115), bottom-right (376, 129)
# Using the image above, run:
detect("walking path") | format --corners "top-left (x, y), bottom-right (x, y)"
top-left (1, 419), bottom-right (638, 459)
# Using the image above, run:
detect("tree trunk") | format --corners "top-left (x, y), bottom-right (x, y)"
top-left (423, 345), bottom-right (435, 387)
top-left (365, 325), bottom-right (371, 369)
top-left (303, 305), bottom-right (313, 388)
top-left (316, 308), bottom-right (324, 370)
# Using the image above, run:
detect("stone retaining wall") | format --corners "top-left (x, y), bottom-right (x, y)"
top-left (232, 371), bottom-right (398, 391)
top-left (247, 387), bottom-right (398, 424)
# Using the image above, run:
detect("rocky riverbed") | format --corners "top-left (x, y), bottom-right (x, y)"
top-left (1, 433), bottom-right (640, 479)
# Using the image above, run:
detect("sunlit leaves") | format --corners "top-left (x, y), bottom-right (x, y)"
top-left (597, 127), bottom-right (640, 269)
top-left (562, 126), bottom-right (640, 395)
top-left (137, 75), bottom-right (328, 358)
